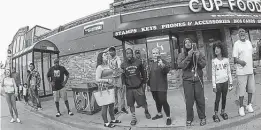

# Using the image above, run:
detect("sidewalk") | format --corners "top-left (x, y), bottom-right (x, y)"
top-left (23, 74), bottom-right (261, 130)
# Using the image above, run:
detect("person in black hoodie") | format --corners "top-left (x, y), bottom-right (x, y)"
top-left (177, 38), bottom-right (207, 126)
top-left (121, 48), bottom-right (151, 126)
top-left (148, 48), bottom-right (172, 125)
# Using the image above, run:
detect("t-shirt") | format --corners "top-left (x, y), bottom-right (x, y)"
top-left (47, 66), bottom-right (69, 91)
top-left (212, 58), bottom-right (232, 88)
top-left (121, 59), bottom-right (146, 89)
top-left (233, 40), bottom-right (254, 75)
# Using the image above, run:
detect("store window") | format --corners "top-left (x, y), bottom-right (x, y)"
top-left (147, 35), bottom-right (171, 63)
top-left (15, 36), bottom-right (20, 53)
top-left (19, 56), bottom-right (23, 83)
top-left (13, 40), bottom-right (17, 54)
top-left (22, 55), bottom-right (27, 84)
top-left (20, 36), bottom-right (25, 51)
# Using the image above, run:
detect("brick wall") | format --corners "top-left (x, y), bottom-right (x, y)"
top-left (59, 31), bottom-right (235, 89)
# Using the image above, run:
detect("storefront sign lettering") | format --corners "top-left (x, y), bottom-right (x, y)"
top-left (114, 29), bottom-right (138, 36)
top-left (114, 18), bottom-right (261, 36)
top-left (189, 0), bottom-right (261, 13)
top-left (84, 22), bottom-right (104, 35)
top-left (141, 26), bottom-right (157, 32)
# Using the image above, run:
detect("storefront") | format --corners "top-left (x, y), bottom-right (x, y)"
top-left (113, 1), bottom-right (261, 81)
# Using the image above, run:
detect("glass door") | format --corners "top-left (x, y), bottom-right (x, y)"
top-left (34, 52), bottom-right (44, 97)
top-left (43, 53), bottom-right (52, 96)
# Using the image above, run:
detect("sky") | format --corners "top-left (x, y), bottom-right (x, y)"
top-left (0, 0), bottom-right (114, 65)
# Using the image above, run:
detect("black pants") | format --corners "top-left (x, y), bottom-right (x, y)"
top-left (183, 80), bottom-right (206, 121)
top-left (101, 103), bottom-right (115, 123)
top-left (214, 81), bottom-right (228, 112)
top-left (151, 91), bottom-right (170, 117)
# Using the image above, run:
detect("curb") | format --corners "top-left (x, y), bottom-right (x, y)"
top-left (22, 99), bottom-right (261, 130)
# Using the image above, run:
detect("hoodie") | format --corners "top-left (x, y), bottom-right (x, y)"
top-left (121, 58), bottom-right (146, 89)
top-left (177, 46), bottom-right (206, 81)
top-left (147, 58), bottom-right (170, 91)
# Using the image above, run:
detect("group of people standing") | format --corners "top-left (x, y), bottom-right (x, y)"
top-left (95, 46), bottom-right (172, 128)
top-left (96, 28), bottom-right (256, 128)
top-left (1, 58), bottom-right (75, 123)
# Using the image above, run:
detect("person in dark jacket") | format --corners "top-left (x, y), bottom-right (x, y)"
top-left (121, 48), bottom-right (151, 126)
top-left (177, 38), bottom-right (207, 126)
top-left (148, 48), bottom-right (172, 125)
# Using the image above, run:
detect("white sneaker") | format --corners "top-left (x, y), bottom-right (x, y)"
top-left (246, 104), bottom-right (254, 113)
top-left (16, 118), bottom-right (21, 123)
top-left (239, 107), bottom-right (245, 116)
top-left (10, 118), bottom-right (15, 123)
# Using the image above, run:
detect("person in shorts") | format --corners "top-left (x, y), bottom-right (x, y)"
top-left (47, 58), bottom-right (74, 117)
top-left (134, 50), bottom-right (148, 108)
top-left (121, 48), bottom-right (151, 126)
top-left (233, 28), bottom-right (255, 116)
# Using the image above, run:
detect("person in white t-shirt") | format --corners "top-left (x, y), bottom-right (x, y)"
top-left (212, 42), bottom-right (233, 122)
top-left (232, 28), bottom-right (255, 117)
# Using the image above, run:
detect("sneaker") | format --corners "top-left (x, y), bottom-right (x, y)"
top-left (166, 118), bottom-right (172, 125)
top-left (38, 107), bottom-right (43, 111)
top-left (239, 107), bottom-right (245, 116)
top-left (152, 114), bottom-right (163, 120)
top-left (246, 104), bottom-right (254, 113)
top-left (68, 111), bottom-right (74, 116)
top-left (16, 118), bottom-right (21, 123)
top-left (10, 118), bottom-right (15, 123)
top-left (145, 111), bottom-right (151, 119)
top-left (121, 108), bottom-right (128, 114)
top-left (56, 112), bottom-right (62, 117)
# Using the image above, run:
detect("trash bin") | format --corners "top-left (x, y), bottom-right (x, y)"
top-left (72, 82), bottom-right (101, 115)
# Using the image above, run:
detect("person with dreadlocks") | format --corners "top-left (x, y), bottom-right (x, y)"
top-left (177, 38), bottom-right (207, 126)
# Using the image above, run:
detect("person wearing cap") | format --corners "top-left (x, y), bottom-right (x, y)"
top-left (47, 58), bottom-right (74, 117)
top-left (108, 46), bottom-right (128, 114)
top-left (27, 63), bottom-right (42, 110)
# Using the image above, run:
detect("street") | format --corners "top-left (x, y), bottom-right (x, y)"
top-left (0, 96), bottom-right (80, 130)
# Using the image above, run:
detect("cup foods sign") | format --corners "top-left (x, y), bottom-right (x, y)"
top-left (189, 0), bottom-right (261, 13)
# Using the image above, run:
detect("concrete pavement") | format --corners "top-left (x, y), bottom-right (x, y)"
top-left (0, 96), bottom-right (81, 130)
top-left (13, 74), bottom-right (261, 130)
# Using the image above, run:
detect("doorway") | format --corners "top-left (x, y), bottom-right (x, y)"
top-left (202, 29), bottom-right (222, 80)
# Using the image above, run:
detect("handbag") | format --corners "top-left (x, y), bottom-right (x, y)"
top-left (93, 82), bottom-right (115, 106)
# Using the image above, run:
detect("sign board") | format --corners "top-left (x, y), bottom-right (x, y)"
top-left (84, 22), bottom-right (104, 35)
top-left (114, 18), bottom-right (261, 37)
top-left (189, 0), bottom-right (261, 13)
